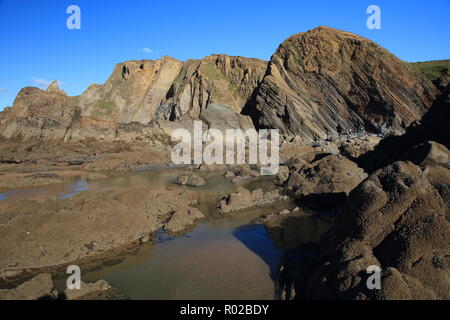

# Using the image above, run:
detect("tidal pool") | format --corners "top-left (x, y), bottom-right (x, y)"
top-left (1, 169), bottom-right (331, 299)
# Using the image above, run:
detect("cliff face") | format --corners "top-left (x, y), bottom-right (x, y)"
top-left (0, 55), bottom-right (265, 141)
top-left (0, 85), bottom-right (78, 141)
top-left (156, 54), bottom-right (267, 121)
top-left (243, 26), bottom-right (438, 142)
top-left (79, 56), bottom-right (184, 124)
top-left (0, 26), bottom-right (440, 143)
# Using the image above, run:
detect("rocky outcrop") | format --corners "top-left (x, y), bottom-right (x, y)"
top-left (302, 161), bottom-right (450, 300)
top-left (164, 207), bottom-right (205, 234)
top-left (0, 27), bottom-right (439, 145)
top-left (0, 55), bottom-right (263, 142)
top-left (156, 54), bottom-right (267, 120)
top-left (286, 154), bottom-right (367, 209)
top-left (79, 57), bottom-right (184, 123)
top-left (175, 174), bottom-right (206, 187)
top-left (0, 274), bottom-right (56, 300)
top-left (217, 187), bottom-right (288, 214)
top-left (277, 81), bottom-right (450, 300)
top-left (243, 26), bottom-right (438, 142)
top-left (0, 187), bottom-right (201, 276)
top-left (358, 81), bottom-right (450, 173)
top-left (0, 86), bottom-right (78, 140)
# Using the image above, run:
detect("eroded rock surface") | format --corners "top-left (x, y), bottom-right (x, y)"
top-left (0, 26), bottom-right (438, 146)
top-left (243, 26), bottom-right (437, 142)
top-left (0, 187), bottom-right (201, 276)
top-left (286, 154), bottom-right (367, 209)
top-left (0, 274), bottom-right (56, 300)
top-left (303, 161), bottom-right (450, 300)
top-left (359, 81), bottom-right (450, 173)
top-left (217, 187), bottom-right (288, 214)
top-left (175, 174), bottom-right (206, 187)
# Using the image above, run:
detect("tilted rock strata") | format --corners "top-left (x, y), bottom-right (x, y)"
top-left (243, 26), bottom-right (438, 142)
top-left (358, 81), bottom-right (450, 173)
top-left (0, 26), bottom-right (439, 144)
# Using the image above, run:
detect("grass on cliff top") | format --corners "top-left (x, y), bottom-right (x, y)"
top-left (411, 59), bottom-right (450, 81)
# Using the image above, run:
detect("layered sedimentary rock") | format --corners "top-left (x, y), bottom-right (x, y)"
top-left (281, 82), bottom-right (450, 300)
top-left (156, 54), bottom-right (267, 120)
top-left (79, 56), bottom-right (184, 123)
top-left (0, 26), bottom-right (440, 144)
top-left (358, 79), bottom-right (450, 172)
top-left (243, 26), bottom-right (438, 142)
top-left (0, 55), bottom-right (264, 142)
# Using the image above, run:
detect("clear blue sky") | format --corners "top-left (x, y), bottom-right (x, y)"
top-left (0, 0), bottom-right (449, 110)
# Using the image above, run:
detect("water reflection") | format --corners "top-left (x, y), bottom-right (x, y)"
top-left (0, 169), bottom-right (330, 299)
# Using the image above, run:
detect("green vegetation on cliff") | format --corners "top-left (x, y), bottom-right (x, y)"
top-left (411, 59), bottom-right (450, 81)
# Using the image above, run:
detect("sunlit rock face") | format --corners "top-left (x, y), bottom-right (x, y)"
top-left (243, 26), bottom-right (438, 142)
top-left (0, 26), bottom-right (439, 143)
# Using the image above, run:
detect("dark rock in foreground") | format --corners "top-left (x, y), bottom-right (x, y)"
top-left (303, 161), bottom-right (450, 300)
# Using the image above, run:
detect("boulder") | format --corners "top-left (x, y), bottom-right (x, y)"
top-left (287, 155), bottom-right (367, 209)
top-left (164, 207), bottom-right (205, 234)
top-left (64, 279), bottom-right (112, 300)
top-left (217, 187), bottom-right (288, 214)
top-left (402, 141), bottom-right (449, 167)
top-left (303, 162), bottom-right (450, 300)
top-left (175, 174), bottom-right (206, 187)
top-left (0, 274), bottom-right (56, 300)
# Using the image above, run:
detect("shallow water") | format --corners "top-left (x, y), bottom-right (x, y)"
top-left (1, 169), bottom-right (330, 299)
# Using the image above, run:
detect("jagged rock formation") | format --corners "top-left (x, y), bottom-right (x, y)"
top-left (358, 78), bottom-right (450, 173)
top-left (281, 81), bottom-right (450, 300)
top-left (156, 54), bottom-right (267, 120)
top-left (79, 56), bottom-right (184, 123)
top-left (0, 86), bottom-right (78, 140)
top-left (243, 26), bottom-right (438, 142)
top-left (0, 55), bottom-right (265, 142)
top-left (0, 26), bottom-right (440, 144)
top-left (286, 154), bottom-right (368, 209)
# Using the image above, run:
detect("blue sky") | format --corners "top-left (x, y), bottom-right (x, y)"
top-left (0, 0), bottom-right (449, 110)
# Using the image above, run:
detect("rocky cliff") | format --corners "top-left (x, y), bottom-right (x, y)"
top-left (0, 26), bottom-right (440, 143)
top-left (243, 26), bottom-right (438, 142)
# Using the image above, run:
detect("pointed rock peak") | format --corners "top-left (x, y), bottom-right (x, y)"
top-left (45, 80), bottom-right (66, 95)
top-left (160, 55), bottom-right (182, 63)
top-left (46, 80), bottom-right (60, 92)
